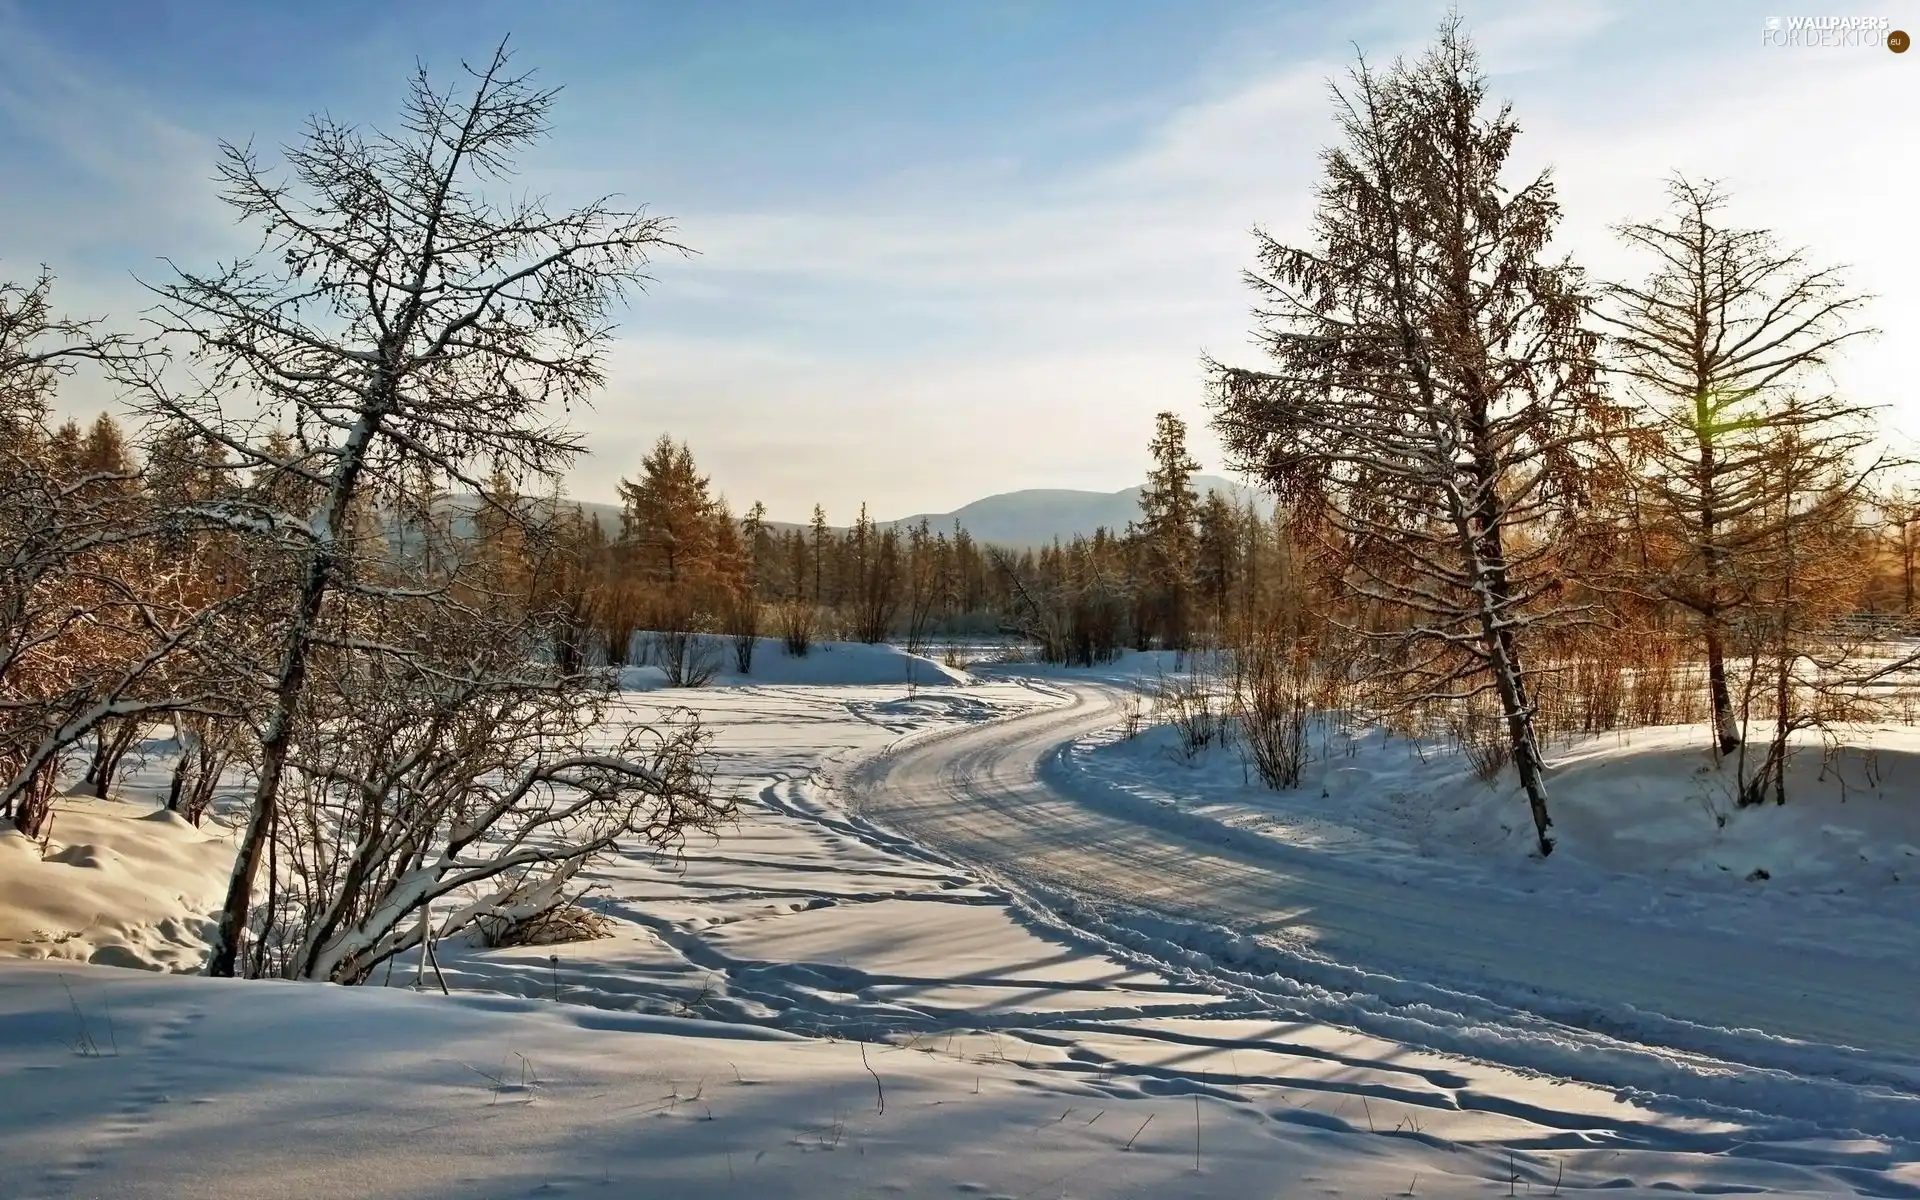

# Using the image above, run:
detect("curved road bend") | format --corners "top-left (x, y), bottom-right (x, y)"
top-left (850, 678), bottom-right (1920, 1061)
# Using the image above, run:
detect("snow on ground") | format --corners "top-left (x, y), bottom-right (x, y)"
top-left (0, 798), bottom-right (230, 972)
top-left (1062, 697), bottom-right (1920, 954)
top-left (1053, 649), bottom-right (1920, 902)
top-left (21, 960), bottom-right (1903, 1200)
top-left (619, 636), bottom-right (970, 690)
top-left (5, 667), bottom-right (1920, 1195)
top-left (849, 672), bottom-right (1920, 1157)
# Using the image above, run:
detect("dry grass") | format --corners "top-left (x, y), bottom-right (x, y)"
top-left (1151, 666), bottom-right (1226, 761)
top-left (1230, 628), bottom-right (1315, 789)
top-left (478, 901), bottom-right (615, 949)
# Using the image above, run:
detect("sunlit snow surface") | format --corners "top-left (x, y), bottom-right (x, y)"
top-left (3, 642), bottom-right (1917, 1197)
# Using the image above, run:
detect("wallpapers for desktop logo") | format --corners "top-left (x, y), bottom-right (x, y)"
top-left (1762, 14), bottom-right (1907, 49)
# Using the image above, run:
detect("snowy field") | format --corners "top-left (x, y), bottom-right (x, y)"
top-left (4, 642), bottom-right (1919, 1197)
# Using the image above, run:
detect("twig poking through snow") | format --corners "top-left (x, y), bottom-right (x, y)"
top-left (860, 1040), bottom-right (884, 1116)
top-left (58, 975), bottom-right (115, 1058)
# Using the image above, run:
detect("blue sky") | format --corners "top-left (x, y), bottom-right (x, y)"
top-left (2, 0), bottom-right (1914, 519)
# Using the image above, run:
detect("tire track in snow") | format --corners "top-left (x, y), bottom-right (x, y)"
top-left (841, 675), bottom-right (1920, 1151)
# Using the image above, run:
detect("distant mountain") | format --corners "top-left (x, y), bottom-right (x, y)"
top-left (463, 475), bottom-right (1272, 549)
top-left (883, 475), bottom-right (1271, 548)
top-left (571, 500), bottom-right (625, 533)
top-left (415, 493), bottom-right (624, 542)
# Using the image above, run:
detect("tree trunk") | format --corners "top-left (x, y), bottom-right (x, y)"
top-left (1695, 422), bottom-right (1742, 755)
top-left (1462, 460), bottom-right (1553, 858)
top-left (1471, 555), bottom-right (1553, 857)
top-left (1489, 628), bottom-right (1554, 857)
top-left (82, 726), bottom-right (111, 794)
top-left (12, 759), bottom-right (57, 841)
top-left (208, 378), bottom-right (390, 977)
top-left (166, 750), bottom-right (190, 812)
top-left (249, 802), bottom-right (279, 978)
top-left (1902, 519), bottom-right (1914, 616)
top-left (1703, 620), bottom-right (1741, 755)
top-left (206, 598), bottom-right (317, 977)
top-left (84, 718), bottom-right (141, 798)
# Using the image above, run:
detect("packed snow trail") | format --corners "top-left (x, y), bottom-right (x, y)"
top-left (848, 676), bottom-right (1920, 1136)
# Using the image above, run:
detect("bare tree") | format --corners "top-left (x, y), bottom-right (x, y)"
top-left (1883, 489), bottom-right (1920, 618)
top-left (1726, 429), bottom-right (1875, 807)
top-left (900, 519), bottom-right (941, 656)
top-left (726, 502), bottom-right (768, 673)
top-left (847, 505), bottom-right (902, 644)
top-left (1208, 19), bottom-right (1612, 856)
top-left (131, 42), bottom-right (692, 976)
top-left (1598, 177), bottom-right (1877, 754)
top-left (166, 709), bottom-right (249, 826)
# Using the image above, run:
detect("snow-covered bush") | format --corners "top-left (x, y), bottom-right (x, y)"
top-left (780, 601), bottom-right (817, 657)
top-left (247, 603), bottom-right (724, 983)
top-left (1152, 668), bottom-right (1225, 761)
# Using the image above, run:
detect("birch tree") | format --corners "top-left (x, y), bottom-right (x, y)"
top-left (1208, 19), bottom-right (1611, 856)
top-left (132, 43), bottom-right (695, 976)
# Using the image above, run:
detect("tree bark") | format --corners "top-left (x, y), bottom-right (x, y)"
top-left (1704, 621), bottom-right (1741, 755)
top-left (1467, 492), bottom-right (1554, 857)
top-left (1490, 622), bottom-right (1554, 857)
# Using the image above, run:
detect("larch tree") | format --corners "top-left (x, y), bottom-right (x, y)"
top-left (1884, 489), bottom-right (1920, 617)
top-left (132, 42), bottom-right (713, 977)
top-left (1598, 176), bottom-right (1876, 754)
top-left (846, 504), bottom-right (903, 644)
top-left (740, 500), bottom-right (772, 592)
top-left (902, 517), bottom-right (941, 654)
top-left (1208, 18), bottom-right (1611, 856)
top-left (810, 504), bottom-right (831, 607)
top-left (618, 435), bottom-right (718, 594)
top-left (1194, 488), bottom-right (1240, 638)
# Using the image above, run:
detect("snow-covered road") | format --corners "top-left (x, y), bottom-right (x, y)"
top-left (11, 663), bottom-right (1920, 1195)
top-left (848, 675), bottom-right (1920, 1140)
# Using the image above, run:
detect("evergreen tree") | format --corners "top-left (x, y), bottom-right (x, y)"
top-left (618, 435), bottom-right (719, 591)
top-left (1138, 412), bottom-right (1201, 649)
top-left (1209, 18), bottom-right (1607, 856)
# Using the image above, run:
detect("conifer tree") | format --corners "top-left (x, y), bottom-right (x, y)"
top-left (1209, 18), bottom-right (1608, 855)
top-left (1138, 412), bottom-right (1202, 649)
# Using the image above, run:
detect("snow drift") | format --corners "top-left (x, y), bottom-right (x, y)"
top-left (0, 797), bottom-right (232, 972)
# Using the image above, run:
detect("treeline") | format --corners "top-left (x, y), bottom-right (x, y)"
top-left (472, 435), bottom-right (1006, 671)
top-left (477, 416), bottom-right (1297, 671)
